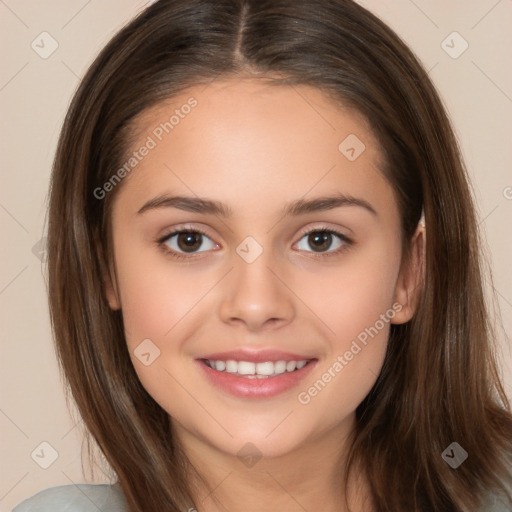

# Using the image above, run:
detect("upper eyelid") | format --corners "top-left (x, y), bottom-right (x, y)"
top-left (158, 224), bottom-right (210, 242)
top-left (159, 223), bottom-right (349, 237)
top-left (297, 225), bottom-right (350, 238)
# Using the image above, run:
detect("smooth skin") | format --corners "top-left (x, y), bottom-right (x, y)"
top-left (104, 78), bottom-right (425, 512)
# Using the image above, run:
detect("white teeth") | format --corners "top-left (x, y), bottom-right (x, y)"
top-left (214, 360), bottom-right (226, 371)
top-left (286, 361), bottom-right (297, 372)
top-left (274, 361), bottom-right (287, 375)
top-left (255, 362), bottom-right (274, 375)
top-left (237, 361), bottom-right (256, 375)
top-left (205, 358), bottom-right (311, 377)
top-left (225, 360), bottom-right (238, 373)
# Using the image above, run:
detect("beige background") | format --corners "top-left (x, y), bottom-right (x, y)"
top-left (1, 1), bottom-right (511, 510)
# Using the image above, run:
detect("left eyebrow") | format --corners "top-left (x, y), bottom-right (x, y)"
top-left (137, 193), bottom-right (377, 217)
top-left (282, 194), bottom-right (377, 217)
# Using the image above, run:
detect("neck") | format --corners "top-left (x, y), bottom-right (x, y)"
top-left (174, 414), bottom-right (375, 512)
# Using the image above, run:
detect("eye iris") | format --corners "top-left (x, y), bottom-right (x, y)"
top-left (178, 232), bottom-right (202, 252)
top-left (309, 231), bottom-right (332, 252)
top-left (171, 231), bottom-right (336, 254)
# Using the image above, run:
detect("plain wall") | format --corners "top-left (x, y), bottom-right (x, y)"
top-left (1, 1), bottom-right (511, 510)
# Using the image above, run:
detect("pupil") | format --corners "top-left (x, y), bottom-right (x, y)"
top-left (178, 232), bottom-right (202, 252)
top-left (309, 231), bottom-right (331, 252)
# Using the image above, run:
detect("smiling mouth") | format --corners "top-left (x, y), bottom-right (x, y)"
top-left (201, 358), bottom-right (315, 378)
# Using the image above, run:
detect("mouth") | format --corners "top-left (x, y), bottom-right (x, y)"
top-left (196, 353), bottom-right (318, 399)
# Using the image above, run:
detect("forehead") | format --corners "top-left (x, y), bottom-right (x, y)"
top-left (132, 77), bottom-right (380, 153)
top-left (113, 78), bottom-right (392, 217)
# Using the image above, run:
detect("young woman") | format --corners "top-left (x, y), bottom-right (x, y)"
top-left (13, 0), bottom-right (512, 511)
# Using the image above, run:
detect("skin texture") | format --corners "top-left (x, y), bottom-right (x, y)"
top-left (104, 78), bottom-right (424, 512)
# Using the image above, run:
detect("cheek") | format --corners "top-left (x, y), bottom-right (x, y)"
top-left (293, 242), bottom-right (400, 413)
top-left (295, 300), bottom-right (392, 432)
top-left (298, 238), bottom-right (401, 342)
top-left (114, 257), bottom-right (203, 409)
top-left (114, 248), bottom-right (211, 345)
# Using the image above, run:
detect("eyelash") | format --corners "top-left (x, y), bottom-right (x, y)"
top-left (156, 225), bottom-right (353, 261)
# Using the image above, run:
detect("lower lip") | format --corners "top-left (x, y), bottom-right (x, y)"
top-left (196, 359), bottom-right (318, 399)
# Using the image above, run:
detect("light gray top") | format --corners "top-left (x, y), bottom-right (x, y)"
top-left (12, 484), bottom-right (128, 512)
top-left (11, 482), bottom-right (511, 511)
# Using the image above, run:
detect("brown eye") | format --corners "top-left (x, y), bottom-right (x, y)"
top-left (161, 230), bottom-right (218, 256)
top-left (296, 229), bottom-right (346, 254)
top-left (176, 232), bottom-right (203, 253)
top-left (294, 227), bottom-right (354, 259)
top-left (307, 231), bottom-right (334, 252)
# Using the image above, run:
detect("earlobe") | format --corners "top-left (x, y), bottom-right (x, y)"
top-left (103, 271), bottom-right (121, 310)
top-left (96, 239), bottom-right (121, 310)
top-left (100, 253), bottom-right (121, 310)
top-left (391, 220), bottom-right (426, 325)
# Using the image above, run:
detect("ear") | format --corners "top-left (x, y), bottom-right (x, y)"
top-left (103, 267), bottom-right (121, 311)
top-left (99, 249), bottom-right (121, 311)
top-left (391, 220), bottom-right (426, 324)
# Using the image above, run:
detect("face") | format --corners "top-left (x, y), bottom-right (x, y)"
top-left (104, 78), bottom-right (420, 466)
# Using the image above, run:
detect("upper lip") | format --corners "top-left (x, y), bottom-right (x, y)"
top-left (197, 348), bottom-right (316, 363)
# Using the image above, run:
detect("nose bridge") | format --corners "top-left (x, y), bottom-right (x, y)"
top-left (218, 239), bottom-right (295, 330)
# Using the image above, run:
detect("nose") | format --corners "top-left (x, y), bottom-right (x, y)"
top-left (218, 250), bottom-right (295, 332)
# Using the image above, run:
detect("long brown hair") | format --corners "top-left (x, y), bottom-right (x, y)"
top-left (46, 0), bottom-right (512, 510)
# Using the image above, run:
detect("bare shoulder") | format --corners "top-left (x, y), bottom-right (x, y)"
top-left (12, 483), bottom-right (128, 512)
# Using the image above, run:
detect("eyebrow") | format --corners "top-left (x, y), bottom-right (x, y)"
top-left (137, 193), bottom-right (377, 217)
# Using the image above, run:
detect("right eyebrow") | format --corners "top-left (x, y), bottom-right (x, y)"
top-left (137, 195), bottom-right (233, 217)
